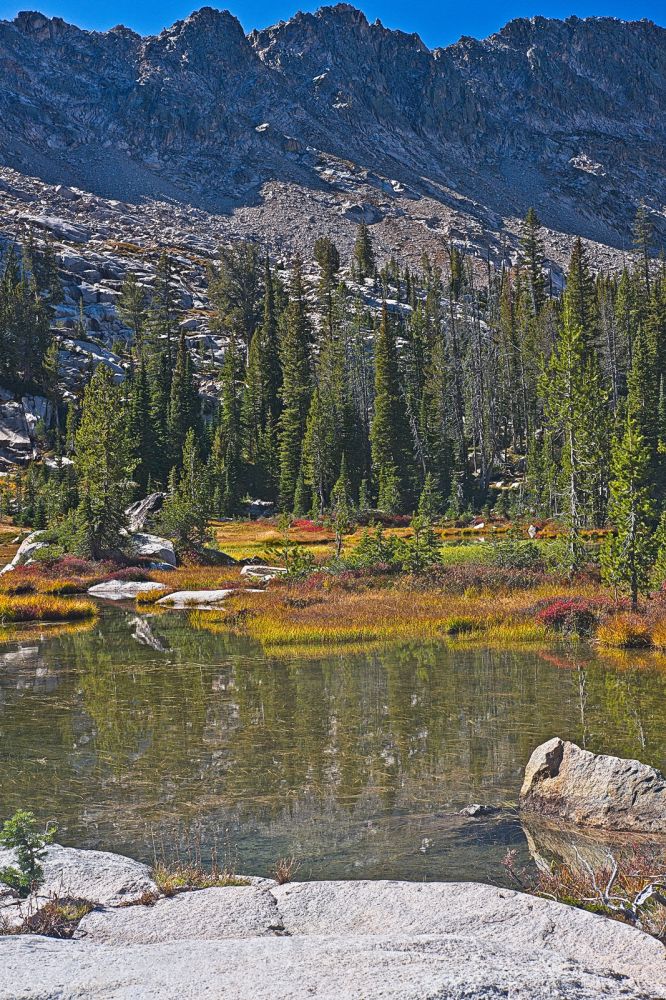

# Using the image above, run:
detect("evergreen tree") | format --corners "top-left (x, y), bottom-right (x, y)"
top-left (601, 413), bottom-right (657, 609)
top-left (73, 365), bottom-right (136, 559)
top-left (148, 252), bottom-right (177, 362)
top-left (417, 472), bottom-right (441, 521)
top-left (278, 258), bottom-right (312, 511)
top-left (370, 304), bottom-right (413, 510)
top-left (541, 297), bottom-right (610, 551)
top-left (564, 238), bottom-right (598, 350)
top-left (633, 203), bottom-right (653, 297)
top-left (128, 363), bottom-right (154, 492)
top-left (209, 338), bottom-right (245, 515)
top-left (353, 222), bottom-right (375, 282)
top-left (168, 332), bottom-right (199, 467)
top-left (118, 272), bottom-right (147, 355)
top-left (520, 208), bottom-right (546, 314)
top-left (160, 429), bottom-right (210, 552)
top-left (209, 242), bottom-right (261, 359)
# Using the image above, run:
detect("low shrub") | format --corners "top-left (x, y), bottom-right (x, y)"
top-left (291, 519), bottom-right (324, 533)
top-left (109, 567), bottom-right (152, 583)
top-left (490, 540), bottom-right (544, 570)
top-left (596, 613), bottom-right (652, 648)
top-left (38, 579), bottom-right (83, 596)
top-left (19, 897), bottom-right (94, 938)
top-left (503, 846), bottom-right (666, 942)
top-left (273, 856), bottom-right (300, 885)
top-left (535, 598), bottom-right (599, 637)
top-left (440, 616), bottom-right (482, 637)
top-left (649, 619), bottom-right (666, 650)
top-left (421, 563), bottom-right (548, 594)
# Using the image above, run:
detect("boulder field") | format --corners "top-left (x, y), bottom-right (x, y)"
top-left (0, 845), bottom-right (665, 999)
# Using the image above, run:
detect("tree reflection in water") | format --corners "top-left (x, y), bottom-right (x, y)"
top-left (0, 608), bottom-right (664, 884)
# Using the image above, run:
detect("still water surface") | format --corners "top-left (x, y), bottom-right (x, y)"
top-left (1, 608), bottom-right (665, 884)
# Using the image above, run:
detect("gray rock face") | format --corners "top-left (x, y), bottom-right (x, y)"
top-left (0, 395), bottom-right (50, 468)
top-left (520, 737), bottom-right (666, 831)
top-left (0, 7), bottom-right (663, 277)
top-left (125, 492), bottom-right (166, 533)
top-left (0, 843), bottom-right (158, 906)
top-left (0, 530), bottom-right (47, 574)
top-left (87, 580), bottom-right (166, 600)
top-left (2, 878), bottom-right (665, 1000)
top-left (129, 532), bottom-right (177, 567)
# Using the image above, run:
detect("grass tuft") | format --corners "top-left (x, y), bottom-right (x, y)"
top-left (152, 862), bottom-right (250, 896)
top-left (596, 613), bottom-right (652, 648)
top-left (0, 594), bottom-right (98, 624)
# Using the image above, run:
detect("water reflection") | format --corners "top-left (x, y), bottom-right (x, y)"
top-left (0, 609), bottom-right (664, 883)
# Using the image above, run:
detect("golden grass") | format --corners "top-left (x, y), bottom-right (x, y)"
top-left (193, 579), bottom-right (596, 653)
top-left (649, 619), bottom-right (666, 650)
top-left (135, 586), bottom-right (169, 605)
top-left (0, 594), bottom-right (98, 624)
top-left (0, 619), bottom-right (97, 642)
top-left (596, 613), bottom-right (653, 649)
top-left (209, 519), bottom-right (502, 565)
top-left (152, 862), bottom-right (249, 896)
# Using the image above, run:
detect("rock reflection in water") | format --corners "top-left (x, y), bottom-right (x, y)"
top-left (0, 608), bottom-right (665, 885)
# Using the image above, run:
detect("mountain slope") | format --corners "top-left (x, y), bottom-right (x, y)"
top-left (0, 5), bottom-right (664, 265)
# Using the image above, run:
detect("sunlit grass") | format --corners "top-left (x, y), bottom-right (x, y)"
top-left (0, 594), bottom-right (98, 623)
top-left (596, 613), bottom-right (653, 649)
top-left (189, 579), bottom-right (592, 653)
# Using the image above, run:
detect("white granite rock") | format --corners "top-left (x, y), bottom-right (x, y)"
top-left (2, 924), bottom-right (664, 1000)
top-left (75, 886), bottom-right (282, 944)
top-left (0, 844), bottom-right (158, 906)
top-left (156, 589), bottom-right (234, 608)
top-left (129, 533), bottom-right (177, 567)
top-left (87, 580), bottom-right (167, 600)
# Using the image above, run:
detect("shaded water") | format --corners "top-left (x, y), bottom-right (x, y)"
top-left (1, 608), bottom-right (665, 884)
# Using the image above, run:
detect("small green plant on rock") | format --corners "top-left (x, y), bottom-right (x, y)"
top-left (0, 810), bottom-right (57, 898)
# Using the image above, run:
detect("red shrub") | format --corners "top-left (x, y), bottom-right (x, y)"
top-left (291, 519), bottom-right (324, 532)
top-left (535, 598), bottom-right (599, 636)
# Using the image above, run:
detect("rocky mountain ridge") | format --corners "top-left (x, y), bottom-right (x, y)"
top-left (0, 5), bottom-right (664, 269)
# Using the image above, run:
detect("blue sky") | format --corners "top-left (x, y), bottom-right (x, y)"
top-left (0, 1), bottom-right (663, 48)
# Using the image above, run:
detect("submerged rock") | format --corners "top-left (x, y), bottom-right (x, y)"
top-left (458, 804), bottom-right (499, 818)
top-left (520, 737), bottom-right (666, 832)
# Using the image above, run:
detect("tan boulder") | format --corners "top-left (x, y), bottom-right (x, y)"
top-left (520, 737), bottom-right (666, 832)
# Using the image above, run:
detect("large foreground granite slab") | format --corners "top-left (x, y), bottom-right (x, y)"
top-left (2, 924), bottom-right (664, 1000)
top-left (1, 878), bottom-right (664, 999)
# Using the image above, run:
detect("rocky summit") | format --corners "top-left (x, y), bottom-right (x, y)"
top-left (0, 6), bottom-right (664, 271)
